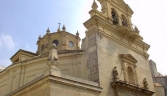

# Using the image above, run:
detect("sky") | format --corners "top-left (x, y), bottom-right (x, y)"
top-left (0, 0), bottom-right (167, 75)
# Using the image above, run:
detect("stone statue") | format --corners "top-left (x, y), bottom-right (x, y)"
top-left (143, 78), bottom-right (149, 89)
top-left (47, 43), bottom-right (59, 69)
top-left (48, 43), bottom-right (58, 61)
top-left (113, 67), bottom-right (119, 81)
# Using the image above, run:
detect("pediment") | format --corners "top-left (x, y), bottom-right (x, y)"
top-left (119, 54), bottom-right (138, 63)
top-left (10, 49), bottom-right (37, 63)
top-left (110, 0), bottom-right (133, 14)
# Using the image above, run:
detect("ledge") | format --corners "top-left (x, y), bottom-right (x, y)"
top-left (111, 80), bottom-right (154, 96)
top-left (6, 68), bottom-right (102, 96)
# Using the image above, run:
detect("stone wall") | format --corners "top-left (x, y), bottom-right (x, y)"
top-left (154, 86), bottom-right (166, 96)
top-left (9, 80), bottom-right (50, 96)
top-left (86, 33), bottom-right (99, 82)
top-left (96, 35), bottom-right (155, 96)
top-left (154, 77), bottom-right (167, 96)
top-left (149, 60), bottom-right (163, 77)
top-left (50, 82), bottom-right (100, 96)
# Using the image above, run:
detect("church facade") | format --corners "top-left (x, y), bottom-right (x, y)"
top-left (0, 0), bottom-right (164, 96)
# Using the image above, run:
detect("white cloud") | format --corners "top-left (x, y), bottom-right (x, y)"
top-left (0, 33), bottom-right (15, 50)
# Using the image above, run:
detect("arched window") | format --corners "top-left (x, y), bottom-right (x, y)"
top-left (127, 66), bottom-right (135, 84)
top-left (111, 8), bottom-right (118, 25)
top-left (53, 40), bottom-right (59, 45)
top-left (121, 15), bottom-right (128, 26)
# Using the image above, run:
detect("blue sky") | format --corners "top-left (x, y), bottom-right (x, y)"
top-left (0, 0), bottom-right (167, 74)
top-left (0, 0), bottom-right (89, 66)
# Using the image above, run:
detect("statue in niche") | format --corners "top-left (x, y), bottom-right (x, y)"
top-left (113, 67), bottom-right (119, 81)
top-left (143, 78), bottom-right (149, 89)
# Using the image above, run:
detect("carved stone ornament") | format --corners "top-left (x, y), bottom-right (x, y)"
top-left (47, 43), bottom-right (59, 68)
top-left (113, 67), bottom-right (119, 82)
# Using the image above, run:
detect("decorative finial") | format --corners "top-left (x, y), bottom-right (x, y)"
top-left (57, 23), bottom-right (61, 32)
top-left (46, 27), bottom-right (50, 34)
top-left (62, 25), bottom-right (66, 32)
top-left (76, 30), bottom-right (79, 36)
top-left (38, 35), bottom-right (41, 39)
top-left (92, 0), bottom-right (98, 10)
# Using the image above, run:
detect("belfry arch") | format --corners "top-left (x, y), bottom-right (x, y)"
top-left (111, 8), bottom-right (118, 25)
top-left (121, 14), bottom-right (128, 26)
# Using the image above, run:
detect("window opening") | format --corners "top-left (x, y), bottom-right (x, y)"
top-left (53, 40), bottom-right (59, 45)
top-left (121, 15), bottom-right (128, 26)
top-left (111, 11), bottom-right (118, 25)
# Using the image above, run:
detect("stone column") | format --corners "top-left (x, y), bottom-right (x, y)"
top-left (128, 16), bottom-right (133, 31)
top-left (118, 16), bottom-right (122, 26)
top-left (122, 61), bottom-right (127, 81)
top-left (134, 66), bottom-right (139, 85)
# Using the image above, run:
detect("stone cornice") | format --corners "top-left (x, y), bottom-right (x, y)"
top-left (111, 80), bottom-right (154, 96)
top-left (10, 49), bottom-right (37, 61)
top-left (119, 54), bottom-right (138, 63)
top-left (6, 69), bottom-right (102, 96)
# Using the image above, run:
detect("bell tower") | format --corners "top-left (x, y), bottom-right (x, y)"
top-left (82, 0), bottom-right (155, 96)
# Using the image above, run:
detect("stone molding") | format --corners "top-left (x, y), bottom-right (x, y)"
top-left (119, 54), bottom-right (138, 84)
